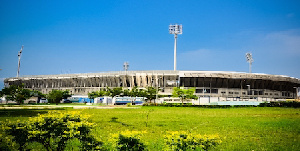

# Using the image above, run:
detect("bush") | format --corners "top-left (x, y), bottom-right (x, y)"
top-left (108, 130), bottom-right (147, 151)
top-left (259, 101), bottom-right (300, 108)
top-left (0, 111), bottom-right (102, 150)
top-left (127, 103), bottom-right (132, 107)
top-left (163, 131), bottom-right (221, 151)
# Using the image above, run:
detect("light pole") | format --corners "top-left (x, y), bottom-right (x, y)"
top-left (245, 52), bottom-right (253, 73)
top-left (17, 45), bottom-right (24, 77)
top-left (169, 24), bottom-right (182, 71)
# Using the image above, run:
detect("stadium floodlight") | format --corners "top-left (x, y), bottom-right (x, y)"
top-left (17, 45), bottom-right (24, 77)
top-left (245, 52), bottom-right (253, 73)
top-left (169, 24), bottom-right (182, 71)
top-left (123, 62), bottom-right (129, 71)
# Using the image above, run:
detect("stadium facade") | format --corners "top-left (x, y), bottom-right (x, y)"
top-left (4, 70), bottom-right (300, 102)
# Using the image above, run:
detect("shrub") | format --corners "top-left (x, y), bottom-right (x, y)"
top-left (259, 101), bottom-right (300, 108)
top-left (108, 130), bottom-right (147, 151)
top-left (163, 131), bottom-right (221, 151)
top-left (0, 111), bottom-right (102, 150)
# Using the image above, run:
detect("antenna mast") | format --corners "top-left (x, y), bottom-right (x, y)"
top-left (17, 45), bottom-right (24, 77)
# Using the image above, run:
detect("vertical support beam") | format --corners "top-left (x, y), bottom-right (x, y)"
top-left (174, 34), bottom-right (177, 71)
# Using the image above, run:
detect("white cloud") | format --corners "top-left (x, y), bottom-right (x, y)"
top-left (177, 29), bottom-right (300, 77)
top-left (262, 29), bottom-right (300, 55)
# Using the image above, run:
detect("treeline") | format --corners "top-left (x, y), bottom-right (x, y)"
top-left (88, 87), bottom-right (198, 103)
top-left (88, 87), bottom-right (158, 103)
top-left (0, 84), bottom-right (71, 104)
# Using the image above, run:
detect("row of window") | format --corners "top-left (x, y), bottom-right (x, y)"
top-left (195, 89), bottom-right (285, 96)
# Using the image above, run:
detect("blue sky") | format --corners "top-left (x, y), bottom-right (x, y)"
top-left (1, 0), bottom-right (300, 89)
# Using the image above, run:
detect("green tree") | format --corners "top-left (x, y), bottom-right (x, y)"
top-left (0, 84), bottom-right (32, 104)
top-left (107, 87), bottom-right (123, 98)
top-left (47, 90), bottom-right (65, 104)
top-left (88, 89), bottom-right (109, 102)
top-left (62, 90), bottom-right (71, 99)
top-left (122, 89), bottom-right (131, 96)
top-left (88, 91), bottom-right (98, 101)
top-left (137, 89), bottom-right (147, 98)
top-left (130, 86), bottom-right (139, 97)
top-left (31, 90), bottom-right (46, 103)
top-left (146, 87), bottom-right (158, 103)
top-left (172, 87), bottom-right (197, 104)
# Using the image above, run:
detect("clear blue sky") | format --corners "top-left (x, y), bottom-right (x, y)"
top-left (1, 0), bottom-right (300, 89)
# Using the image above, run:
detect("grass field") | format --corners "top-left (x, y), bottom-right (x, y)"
top-left (1, 107), bottom-right (300, 150)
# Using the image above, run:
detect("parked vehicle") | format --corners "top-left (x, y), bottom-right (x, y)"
top-left (39, 98), bottom-right (48, 103)
top-left (63, 99), bottom-right (72, 103)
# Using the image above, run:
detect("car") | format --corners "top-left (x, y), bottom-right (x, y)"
top-left (40, 98), bottom-right (48, 103)
top-left (63, 100), bottom-right (72, 103)
top-left (28, 100), bottom-right (37, 104)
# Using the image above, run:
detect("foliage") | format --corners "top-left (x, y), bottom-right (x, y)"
top-left (122, 89), bottom-right (131, 96)
top-left (127, 103), bottom-right (132, 107)
top-left (47, 90), bottom-right (71, 104)
top-left (0, 84), bottom-right (32, 104)
top-left (88, 89), bottom-right (108, 100)
top-left (107, 87), bottom-right (123, 98)
top-left (146, 87), bottom-right (158, 103)
top-left (88, 86), bottom-right (157, 102)
top-left (259, 101), bottom-right (300, 108)
top-left (108, 130), bottom-right (147, 151)
top-left (137, 89), bottom-right (148, 98)
top-left (163, 131), bottom-right (221, 151)
top-left (0, 111), bottom-right (102, 151)
top-left (172, 87), bottom-right (198, 103)
top-left (31, 90), bottom-right (46, 98)
top-left (62, 90), bottom-right (71, 99)
top-left (1, 107), bottom-right (300, 150)
top-left (130, 86), bottom-right (139, 97)
top-left (88, 91), bottom-right (98, 100)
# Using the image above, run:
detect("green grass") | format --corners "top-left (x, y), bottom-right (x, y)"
top-left (1, 107), bottom-right (300, 150)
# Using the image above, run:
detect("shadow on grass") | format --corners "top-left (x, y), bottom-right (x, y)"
top-left (110, 117), bottom-right (131, 127)
top-left (0, 108), bottom-right (66, 117)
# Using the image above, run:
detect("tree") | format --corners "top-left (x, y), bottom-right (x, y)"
top-left (137, 89), bottom-right (147, 98)
top-left (31, 90), bottom-right (46, 103)
top-left (107, 87), bottom-right (123, 98)
top-left (0, 84), bottom-right (32, 104)
top-left (122, 89), bottom-right (131, 96)
top-left (62, 90), bottom-right (71, 99)
top-left (130, 87), bottom-right (139, 97)
top-left (47, 90), bottom-right (70, 104)
top-left (146, 87), bottom-right (158, 103)
top-left (172, 87), bottom-right (197, 104)
top-left (88, 89), bottom-right (110, 102)
top-left (88, 91), bottom-right (98, 101)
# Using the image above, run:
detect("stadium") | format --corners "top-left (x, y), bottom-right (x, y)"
top-left (4, 70), bottom-right (300, 104)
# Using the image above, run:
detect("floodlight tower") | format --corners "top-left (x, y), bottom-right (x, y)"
top-left (17, 45), bottom-right (24, 77)
top-left (169, 24), bottom-right (182, 71)
top-left (245, 52), bottom-right (253, 73)
top-left (123, 62), bottom-right (129, 71)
